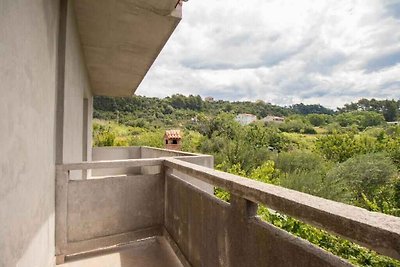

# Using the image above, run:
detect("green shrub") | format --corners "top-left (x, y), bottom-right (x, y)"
top-left (326, 153), bottom-right (397, 208)
top-left (275, 150), bottom-right (327, 173)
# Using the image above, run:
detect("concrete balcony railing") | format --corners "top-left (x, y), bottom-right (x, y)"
top-left (56, 147), bottom-right (400, 266)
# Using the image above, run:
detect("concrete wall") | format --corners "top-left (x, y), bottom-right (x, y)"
top-left (67, 174), bottom-right (164, 242)
top-left (62, 0), bottom-right (93, 167)
top-left (0, 1), bottom-right (59, 266)
top-left (91, 146), bottom-right (213, 180)
top-left (91, 147), bottom-right (141, 176)
top-left (141, 146), bottom-right (199, 158)
top-left (0, 0), bottom-right (94, 265)
top-left (140, 147), bottom-right (215, 194)
top-left (165, 174), bottom-right (351, 267)
top-left (92, 147), bottom-right (141, 161)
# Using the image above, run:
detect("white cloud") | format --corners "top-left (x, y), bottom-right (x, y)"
top-left (136, 0), bottom-right (400, 108)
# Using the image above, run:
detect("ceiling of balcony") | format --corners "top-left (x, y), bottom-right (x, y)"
top-left (73, 0), bottom-right (181, 97)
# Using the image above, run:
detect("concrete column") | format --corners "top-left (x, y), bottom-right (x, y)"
top-left (55, 0), bottom-right (68, 165)
top-left (228, 195), bottom-right (258, 267)
top-left (55, 168), bottom-right (69, 264)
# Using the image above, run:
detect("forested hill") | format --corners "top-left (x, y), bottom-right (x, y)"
top-left (93, 94), bottom-right (399, 127)
top-left (93, 94), bottom-right (333, 126)
top-left (94, 94), bottom-right (297, 117)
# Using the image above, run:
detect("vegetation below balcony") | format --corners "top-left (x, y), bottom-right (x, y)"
top-left (93, 95), bottom-right (400, 266)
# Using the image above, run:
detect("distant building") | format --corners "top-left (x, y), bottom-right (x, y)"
top-left (235, 114), bottom-right (257, 125)
top-left (164, 130), bottom-right (182, 151)
top-left (205, 96), bottom-right (214, 102)
top-left (262, 116), bottom-right (285, 124)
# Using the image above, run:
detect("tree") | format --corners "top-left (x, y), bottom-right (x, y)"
top-left (326, 153), bottom-right (397, 207)
top-left (307, 114), bottom-right (333, 126)
top-left (383, 100), bottom-right (399, 122)
top-left (290, 103), bottom-right (334, 115)
top-left (315, 134), bottom-right (358, 162)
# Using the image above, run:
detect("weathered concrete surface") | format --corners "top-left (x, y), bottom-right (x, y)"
top-left (165, 158), bottom-right (400, 260)
top-left (0, 0), bottom-right (59, 266)
top-left (62, 0), bottom-right (93, 179)
top-left (141, 146), bottom-right (199, 158)
top-left (141, 146), bottom-right (215, 193)
top-left (93, 146), bottom-right (141, 161)
top-left (165, 174), bottom-right (352, 267)
top-left (67, 174), bottom-right (164, 242)
top-left (73, 0), bottom-right (182, 96)
top-left (60, 237), bottom-right (183, 267)
top-left (65, 227), bottom-right (163, 256)
top-left (91, 146), bottom-right (202, 176)
top-left (92, 147), bottom-right (142, 176)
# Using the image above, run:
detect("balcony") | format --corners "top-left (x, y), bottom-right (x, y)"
top-left (56, 147), bottom-right (400, 266)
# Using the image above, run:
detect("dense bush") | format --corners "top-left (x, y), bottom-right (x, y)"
top-left (326, 153), bottom-right (398, 210)
top-left (275, 150), bottom-right (327, 173)
top-left (307, 114), bottom-right (333, 126)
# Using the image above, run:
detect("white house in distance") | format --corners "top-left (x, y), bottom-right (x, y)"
top-left (262, 115), bottom-right (285, 124)
top-left (235, 113), bottom-right (258, 125)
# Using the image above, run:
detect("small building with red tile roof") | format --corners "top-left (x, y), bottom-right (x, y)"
top-left (164, 130), bottom-right (182, 151)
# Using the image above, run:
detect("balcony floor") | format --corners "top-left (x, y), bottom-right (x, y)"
top-left (60, 237), bottom-right (183, 267)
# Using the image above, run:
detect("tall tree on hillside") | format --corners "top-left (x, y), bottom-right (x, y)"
top-left (383, 100), bottom-right (399, 122)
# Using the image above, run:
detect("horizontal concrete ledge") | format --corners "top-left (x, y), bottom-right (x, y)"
top-left (64, 226), bottom-right (163, 257)
top-left (65, 236), bottom-right (160, 263)
top-left (58, 158), bottom-right (164, 171)
top-left (164, 158), bottom-right (400, 260)
top-left (141, 146), bottom-right (200, 157)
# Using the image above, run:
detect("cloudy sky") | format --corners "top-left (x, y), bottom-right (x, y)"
top-left (136, 0), bottom-right (400, 108)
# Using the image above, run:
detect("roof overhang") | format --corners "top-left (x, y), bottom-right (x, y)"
top-left (73, 0), bottom-right (182, 97)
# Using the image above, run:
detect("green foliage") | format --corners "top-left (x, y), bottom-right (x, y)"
top-left (249, 160), bottom-right (278, 184)
top-left (290, 103), bottom-right (334, 115)
top-left (278, 117), bottom-right (316, 134)
top-left (257, 206), bottom-right (400, 267)
top-left (280, 169), bottom-right (351, 202)
top-left (93, 120), bottom-right (130, 147)
top-left (339, 98), bottom-right (399, 122)
top-left (326, 153), bottom-right (398, 208)
top-left (315, 133), bottom-right (357, 162)
top-left (94, 95), bottom-right (292, 129)
top-left (129, 130), bottom-right (164, 148)
top-left (307, 114), bottom-right (333, 126)
top-left (315, 133), bottom-right (385, 162)
top-left (214, 162), bottom-right (247, 202)
top-left (275, 150), bottom-right (326, 173)
top-left (274, 150), bottom-right (348, 201)
top-left (181, 130), bottom-right (203, 152)
top-left (93, 125), bottom-right (116, 147)
top-left (335, 111), bottom-right (385, 129)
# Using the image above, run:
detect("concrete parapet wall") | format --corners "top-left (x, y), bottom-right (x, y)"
top-left (92, 147), bottom-right (141, 176)
top-left (92, 147), bottom-right (214, 193)
top-left (56, 155), bottom-right (400, 265)
top-left (165, 173), bottom-right (351, 267)
top-left (67, 174), bottom-right (164, 242)
top-left (141, 146), bottom-right (199, 158)
top-left (56, 159), bottom-right (166, 261)
top-left (164, 158), bottom-right (400, 263)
